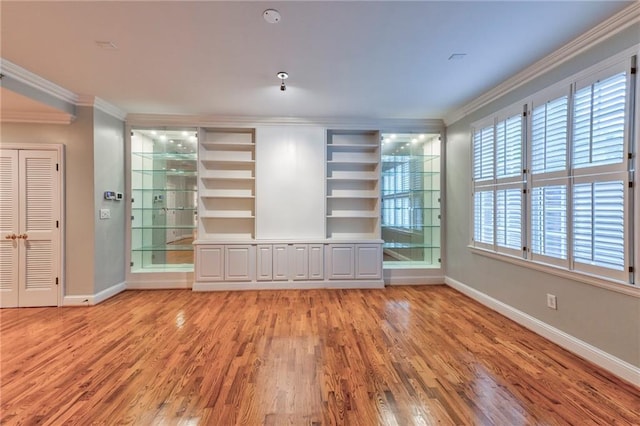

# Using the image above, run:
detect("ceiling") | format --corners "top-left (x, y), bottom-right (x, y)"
top-left (0, 1), bottom-right (634, 121)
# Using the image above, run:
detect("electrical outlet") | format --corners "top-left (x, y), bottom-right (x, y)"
top-left (546, 293), bottom-right (557, 310)
top-left (99, 208), bottom-right (111, 219)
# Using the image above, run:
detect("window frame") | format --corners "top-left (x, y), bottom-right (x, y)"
top-left (470, 50), bottom-right (637, 287)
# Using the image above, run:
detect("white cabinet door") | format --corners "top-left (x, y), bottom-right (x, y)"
top-left (225, 245), bottom-right (254, 281)
top-left (256, 245), bottom-right (272, 281)
top-left (309, 244), bottom-right (324, 280)
top-left (196, 245), bottom-right (224, 281)
top-left (327, 244), bottom-right (355, 279)
top-left (356, 244), bottom-right (382, 279)
top-left (290, 244), bottom-right (309, 280)
top-left (1, 149), bottom-right (60, 308)
top-left (273, 244), bottom-right (288, 280)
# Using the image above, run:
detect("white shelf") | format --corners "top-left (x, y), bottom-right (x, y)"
top-left (198, 128), bottom-right (256, 240)
top-left (201, 159), bottom-right (255, 166)
top-left (326, 130), bottom-right (381, 240)
top-left (327, 195), bottom-right (379, 199)
top-left (201, 213), bottom-right (255, 219)
top-left (327, 212), bottom-right (380, 218)
top-left (200, 176), bottom-right (255, 181)
top-left (327, 176), bottom-right (378, 182)
top-left (326, 143), bottom-right (379, 151)
top-left (201, 194), bottom-right (255, 199)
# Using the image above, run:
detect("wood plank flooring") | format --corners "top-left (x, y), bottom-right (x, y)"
top-left (1, 286), bottom-right (638, 425)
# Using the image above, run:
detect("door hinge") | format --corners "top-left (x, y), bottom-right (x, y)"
top-left (523, 189), bottom-right (527, 194)
top-left (131, 215), bottom-right (134, 221)
top-left (629, 266), bottom-right (634, 273)
top-left (55, 277), bottom-right (59, 285)
top-left (523, 246), bottom-right (527, 252)
top-left (130, 261), bottom-right (134, 267)
top-left (631, 67), bottom-right (637, 75)
top-left (56, 163), bottom-right (59, 171)
top-left (131, 131), bottom-right (134, 136)
top-left (56, 220), bottom-right (59, 228)
top-left (629, 181), bottom-right (634, 188)
top-left (438, 258), bottom-right (441, 263)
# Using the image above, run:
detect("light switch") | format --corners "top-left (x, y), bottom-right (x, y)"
top-left (100, 209), bottom-right (111, 219)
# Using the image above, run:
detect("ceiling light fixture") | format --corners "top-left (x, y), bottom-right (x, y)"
top-left (277, 72), bottom-right (288, 91)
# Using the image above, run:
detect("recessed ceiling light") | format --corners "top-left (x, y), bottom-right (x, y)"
top-left (263, 9), bottom-right (281, 24)
top-left (448, 53), bottom-right (467, 61)
top-left (96, 41), bottom-right (117, 50)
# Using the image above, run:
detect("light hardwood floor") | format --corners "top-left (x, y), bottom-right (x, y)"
top-left (1, 286), bottom-right (638, 425)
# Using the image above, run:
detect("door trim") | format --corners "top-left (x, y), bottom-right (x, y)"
top-left (2, 143), bottom-right (65, 307)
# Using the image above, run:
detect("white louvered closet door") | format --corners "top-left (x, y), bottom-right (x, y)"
top-left (0, 150), bottom-right (20, 307)
top-left (0, 149), bottom-right (60, 307)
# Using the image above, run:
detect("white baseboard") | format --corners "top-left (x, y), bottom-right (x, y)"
top-left (63, 281), bottom-right (126, 306)
top-left (385, 276), bottom-right (445, 285)
top-left (193, 279), bottom-right (385, 292)
top-left (126, 280), bottom-right (192, 290)
top-left (444, 276), bottom-right (640, 387)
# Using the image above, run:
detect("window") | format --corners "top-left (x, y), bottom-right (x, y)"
top-left (472, 109), bottom-right (525, 255)
top-left (471, 55), bottom-right (635, 284)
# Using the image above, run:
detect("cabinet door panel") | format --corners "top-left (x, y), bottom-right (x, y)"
top-left (290, 244), bottom-right (308, 280)
top-left (256, 245), bottom-right (272, 281)
top-left (225, 245), bottom-right (254, 281)
top-left (309, 244), bottom-right (324, 280)
top-left (327, 244), bottom-right (355, 279)
top-left (356, 244), bottom-right (382, 279)
top-left (273, 244), bottom-right (289, 280)
top-left (196, 245), bottom-right (224, 281)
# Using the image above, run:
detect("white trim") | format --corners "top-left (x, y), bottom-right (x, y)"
top-left (444, 2), bottom-right (640, 125)
top-left (193, 279), bottom-right (384, 291)
top-left (126, 279), bottom-right (192, 290)
top-left (127, 113), bottom-right (444, 132)
top-left (76, 95), bottom-right (126, 121)
top-left (385, 276), bottom-right (444, 286)
top-left (444, 276), bottom-right (640, 387)
top-left (0, 58), bottom-right (77, 104)
top-left (62, 281), bottom-right (126, 306)
top-left (0, 111), bottom-right (74, 124)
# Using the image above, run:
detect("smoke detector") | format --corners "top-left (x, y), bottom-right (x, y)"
top-left (263, 9), bottom-right (281, 24)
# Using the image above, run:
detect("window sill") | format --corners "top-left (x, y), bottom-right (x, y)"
top-left (468, 245), bottom-right (639, 298)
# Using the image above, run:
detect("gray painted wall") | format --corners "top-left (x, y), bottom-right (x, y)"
top-left (1, 106), bottom-right (96, 296)
top-left (93, 109), bottom-right (126, 293)
top-left (445, 24), bottom-right (640, 366)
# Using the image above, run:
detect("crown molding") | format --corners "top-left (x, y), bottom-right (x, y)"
top-left (444, 2), bottom-right (640, 126)
top-left (126, 113), bottom-right (444, 132)
top-left (1, 111), bottom-right (75, 125)
top-left (77, 95), bottom-right (127, 121)
top-left (0, 58), bottom-right (77, 104)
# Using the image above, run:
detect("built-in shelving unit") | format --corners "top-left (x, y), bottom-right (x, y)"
top-left (380, 133), bottom-right (441, 267)
top-left (198, 129), bottom-right (256, 240)
top-left (130, 129), bottom-right (198, 272)
top-left (326, 130), bottom-right (381, 240)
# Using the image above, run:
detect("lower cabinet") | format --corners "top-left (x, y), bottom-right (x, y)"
top-left (195, 241), bottom-right (380, 288)
top-left (225, 245), bottom-right (255, 281)
top-left (195, 245), bottom-right (224, 281)
top-left (327, 243), bottom-right (382, 280)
